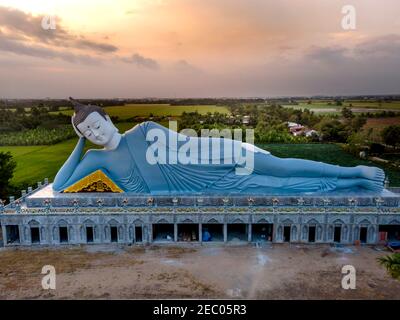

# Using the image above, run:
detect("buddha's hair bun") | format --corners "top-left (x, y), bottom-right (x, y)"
top-left (69, 97), bottom-right (107, 131)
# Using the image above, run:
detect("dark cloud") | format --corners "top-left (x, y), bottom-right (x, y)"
top-left (305, 46), bottom-right (351, 64)
top-left (0, 6), bottom-right (118, 53)
top-left (173, 59), bottom-right (201, 73)
top-left (285, 34), bottom-right (400, 95)
top-left (0, 36), bottom-right (99, 64)
top-left (355, 34), bottom-right (400, 57)
top-left (121, 53), bottom-right (159, 69)
top-left (305, 35), bottom-right (400, 65)
top-left (75, 38), bottom-right (118, 53)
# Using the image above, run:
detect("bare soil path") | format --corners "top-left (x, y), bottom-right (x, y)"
top-left (0, 244), bottom-right (399, 299)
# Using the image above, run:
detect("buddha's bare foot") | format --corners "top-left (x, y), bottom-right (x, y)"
top-left (360, 179), bottom-right (384, 192)
top-left (357, 165), bottom-right (385, 182)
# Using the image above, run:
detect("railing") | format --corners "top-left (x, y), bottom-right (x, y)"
top-left (1, 205), bottom-right (400, 215)
top-left (2, 178), bottom-right (49, 211)
top-left (388, 187), bottom-right (400, 194)
top-left (1, 180), bottom-right (399, 216)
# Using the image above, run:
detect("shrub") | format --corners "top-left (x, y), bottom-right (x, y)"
top-left (370, 143), bottom-right (385, 155)
top-left (377, 253), bottom-right (400, 279)
top-left (0, 126), bottom-right (75, 146)
top-left (0, 152), bottom-right (16, 200)
top-left (382, 125), bottom-right (400, 147)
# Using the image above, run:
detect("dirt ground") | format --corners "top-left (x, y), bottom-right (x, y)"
top-left (0, 243), bottom-right (399, 299)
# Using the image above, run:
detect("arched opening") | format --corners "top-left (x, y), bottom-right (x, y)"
top-left (308, 225), bottom-right (316, 243)
top-left (227, 223), bottom-right (247, 242)
top-left (110, 227), bottom-right (118, 242)
top-left (178, 222), bottom-right (198, 242)
top-left (202, 222), bottom-right (223, 242)
top-left (378, 222), bottom-right (400, 242)
top-left (107, 219), bottom-right (120, 243)
top-left (360, 227), bottom-right (368, 243)
top-left (334, 226), bottom-right (342, 243)
top-left (86, 226), bottom-right (94, 243)
top-left (153, 221), bottom-right (174, 242)
top-left (307, 219), bottom-right (318, 243)
top-left (83, 219), bottom-right (95, 243)
top-left (135, 226), bottom-right (143, 242)
top-left (6, 225), bottom-right (20, 244)
top-left (283, 226), bottom-right (291, 242)
top-left (252, 223), bottom-right (273, 242)
top-left (28, 220), bottom-right (40, 244)
top-left (59, 227), bottom-right (68, 243)
top-left (58, 220), bottom-right (68, 243)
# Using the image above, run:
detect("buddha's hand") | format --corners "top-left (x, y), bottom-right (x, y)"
top-left (71, 115), bottom-right (84, 138)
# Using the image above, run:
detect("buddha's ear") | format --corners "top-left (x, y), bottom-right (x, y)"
top-left (71, 114), bottom-right (84, 138)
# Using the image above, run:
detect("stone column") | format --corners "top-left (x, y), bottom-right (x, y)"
top-left (223, 223), bottom-right (227, 243)
top-left (322, 224), bottom-right (327, 243)
top-left (301, 224), bottom-right (307, 243)
top-left (247, 223), bottom-right (252, 242)
top-left (147, 224), bottom-right (152, 243)
top-left (133, 225), bottom-right (136, 243)
top-left (49, 225), bottom-right (53, 244)
top-left (125, 224), bottom-right (129, 244)
top-left (19, 225), bottom-right (24, 244)
top-left (25, 226), bottom-right (31, 245)
top-left (348, 224), bottom-right (354, 243)
top-left (174, 223), bottom-right (178, 242)
top-left (142, 224), bottom-right (145, 243)
top-left (142, 225), bottom-right (147, 244)
top-left (68, 225), bottom-right (74, 244)
top-left (2, 224), bottom-right (7, 245)
top-left (369, 225), bottom-right (378, 244)
top-left (199, 223), bottom-right (202, 244)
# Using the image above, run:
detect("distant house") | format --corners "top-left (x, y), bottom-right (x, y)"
top-left (287, 122), bottom-right (305, 136)
top-left (305, 129), bottom-right (319, 137)
top-left (287, 122), bottom-right (319, 137)
top-left (287, 122), bottom-right (301, 128)
top-left (242, 115), bottom-right (250, 125)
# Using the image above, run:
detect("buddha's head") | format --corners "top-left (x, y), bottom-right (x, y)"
top-left (70, 97), bottom-right (119, 146)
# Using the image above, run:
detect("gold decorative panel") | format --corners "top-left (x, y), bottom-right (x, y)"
top-left (63, 170), bottom-right (123, 193)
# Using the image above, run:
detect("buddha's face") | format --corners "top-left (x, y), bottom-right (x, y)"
top-left (76, 112), bottom-right (117, 146)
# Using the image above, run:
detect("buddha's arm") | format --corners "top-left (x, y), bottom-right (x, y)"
top-left (53, 139), bottom-right (101, 191)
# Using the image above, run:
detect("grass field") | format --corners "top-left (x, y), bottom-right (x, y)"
top-left (282, 100), bottom-right (400, 114)
top-left (1, 141), bottom-right (399, 188)
top-left (345, 100), bottom-right (400, 109)
top-left (52, 104), bottom-right (230, 119)
top-left (0, 140), bottom-right (77, 186)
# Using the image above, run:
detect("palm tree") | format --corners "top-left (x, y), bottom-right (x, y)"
top-left (377, 253), bottom-right (400, 279)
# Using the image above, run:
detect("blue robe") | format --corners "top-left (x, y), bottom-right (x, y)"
top-left (53, 121), bottom-right (338, 194)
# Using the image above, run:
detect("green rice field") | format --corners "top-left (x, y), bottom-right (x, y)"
top-left (282, 100), bottom-right (400, 114)
top-left (52, 104), bottom-right (230, 119)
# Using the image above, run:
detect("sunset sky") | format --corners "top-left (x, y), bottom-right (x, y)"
top-left (0, 0), bottom-right (399, 98)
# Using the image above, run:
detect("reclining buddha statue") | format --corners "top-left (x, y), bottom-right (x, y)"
top-left (53, 98), bottom-right (385, 194)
